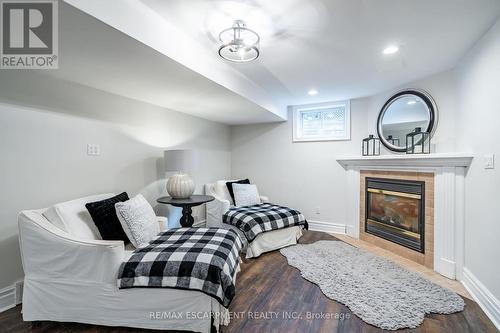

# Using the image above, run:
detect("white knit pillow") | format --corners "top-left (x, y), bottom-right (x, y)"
top-left (115, 194), bottom-right (160, 248)
top-left (233, 184), bottom-right (261, 207)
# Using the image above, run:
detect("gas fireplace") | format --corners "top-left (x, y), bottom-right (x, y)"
top-left (365, 177), bottom-right (425, 252)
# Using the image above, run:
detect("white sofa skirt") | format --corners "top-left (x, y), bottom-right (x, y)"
top-left (245, 226), bottom-right (303, 259)
top-left (22, 278), bottom-right (227, 333)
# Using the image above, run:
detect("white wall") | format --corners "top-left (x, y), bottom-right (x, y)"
top-left (231, 99), bottom-right (369, 229)
top-left (454, 18), bottom-right (500, 301)
top-left (0, 72), bottom-right (231, 290)
top-left (231, 70), bottom-right (457, 230)
top-left (365, 70), bottom-right (458, 153)
top-left (231, 23), bottom-right (500, 322)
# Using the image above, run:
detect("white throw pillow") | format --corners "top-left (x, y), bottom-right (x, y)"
top-left (215, 180), bottom-right (234, 203)
top-left (115, 194), bottom-right (160, 248)
top-left (43, 193), bottom-right (115, 239)
top-left (233, 184), bottom-right (261, 207)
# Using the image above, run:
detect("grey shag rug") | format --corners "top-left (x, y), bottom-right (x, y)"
top-left (280, 240), bottom-right (464, 330)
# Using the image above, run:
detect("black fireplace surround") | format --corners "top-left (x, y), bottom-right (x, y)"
top-left (365, 177), bottom-right (425, 253)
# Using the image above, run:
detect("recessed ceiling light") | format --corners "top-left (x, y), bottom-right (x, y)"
top-left (308, 89), bottom-right (318, 96)
top-left (383, 45), bottom-right (399, 55)
top-left (407, 100), bottom-right (417, 105)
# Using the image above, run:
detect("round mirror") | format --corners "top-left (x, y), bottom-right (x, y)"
top-left (377, 89), bottom-right (437, 152)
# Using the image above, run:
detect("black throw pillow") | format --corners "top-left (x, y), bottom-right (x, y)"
top-left (226, 179), bottom-right (250, 204)
top-left (85, 192), bottom-right (130, 243)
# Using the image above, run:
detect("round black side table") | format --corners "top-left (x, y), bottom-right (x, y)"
top-left (157, 195), bottom-right (214, 227)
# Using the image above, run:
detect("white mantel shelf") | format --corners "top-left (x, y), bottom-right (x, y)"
top-left (336, 152), bottom-right (474, 169)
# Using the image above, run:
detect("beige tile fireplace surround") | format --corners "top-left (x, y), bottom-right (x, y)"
top-left (360, 170), bottom-right (434, 269)
top-left (336, 153), bottom-right (474, 280)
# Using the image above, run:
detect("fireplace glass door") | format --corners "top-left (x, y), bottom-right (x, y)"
top-left (365, 178), bottom-right (425, 252)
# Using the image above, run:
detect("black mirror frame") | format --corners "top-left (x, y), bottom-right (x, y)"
top-left (376, 89), bottom-right (437, 153)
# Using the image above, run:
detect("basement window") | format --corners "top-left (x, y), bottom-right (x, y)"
top-left (292, 100), bottom-right (351, 142)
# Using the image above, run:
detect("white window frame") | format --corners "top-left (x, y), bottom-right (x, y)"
top-left (292, 100), bottom-right (351, 142)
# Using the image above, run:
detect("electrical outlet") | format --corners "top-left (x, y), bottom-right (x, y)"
top-left (87, 144), bottom-right (100, 156)
top-left (484, 154), bottom-right (494, 169)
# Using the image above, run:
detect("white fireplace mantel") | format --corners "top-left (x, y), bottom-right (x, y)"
top-left (336, 152), bottom-right (474, 280)
top-left (336, 152), bottom-right (474, 169)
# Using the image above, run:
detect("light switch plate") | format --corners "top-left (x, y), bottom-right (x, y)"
top-left (484, 154), bottom-right (494, 169)
top-left (87, 144), bottom-right (100, 156)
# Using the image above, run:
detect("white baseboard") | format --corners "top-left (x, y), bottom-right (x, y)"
top-left (0, 280), bottom-right (24, 313)
top-left (462, 268), bottom-right (500, 331)
top-left (308, 220), bottom-right (346, 235)
top-left (438, 258), bottom-right (457, 280)
top-left (0, 285), bottom-right (16, 313)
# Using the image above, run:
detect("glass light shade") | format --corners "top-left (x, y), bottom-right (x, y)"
top-left (218, 20), bottom-right (260, 63)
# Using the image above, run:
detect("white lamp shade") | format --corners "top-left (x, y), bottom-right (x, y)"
top-left (164, 149), bottom-right (197, 173)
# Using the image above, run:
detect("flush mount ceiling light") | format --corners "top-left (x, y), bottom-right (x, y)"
top-left (308, 89), bottom-right (318, 96)
top-left (219, 20), bottom-right (260, 63)
top-left (383, 45), bottom-right (399, 55)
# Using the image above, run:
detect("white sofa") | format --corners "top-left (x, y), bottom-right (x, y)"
top-left (18, 193), bottom-right (229, 333)
top-left (205, 180), bottom-right (303, 258)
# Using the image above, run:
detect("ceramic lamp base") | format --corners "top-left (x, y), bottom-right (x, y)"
top-left (166, 173), bottom-right (195, 199)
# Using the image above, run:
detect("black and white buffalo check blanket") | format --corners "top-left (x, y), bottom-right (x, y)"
top-left (223, 203), bottom-right (308, 242)
top-left (117, 228), bottom-right (242, 307)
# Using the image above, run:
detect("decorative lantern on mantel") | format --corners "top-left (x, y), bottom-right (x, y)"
top-left (406, 127), bottom-right (431, 154)
top-left (362, 135), bottom-right (380, 156)
top-left (387, 135), bottom-right (400, 146)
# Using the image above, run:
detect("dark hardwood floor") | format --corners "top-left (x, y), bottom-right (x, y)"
top-left (0, 231), bottom-right (497, 333)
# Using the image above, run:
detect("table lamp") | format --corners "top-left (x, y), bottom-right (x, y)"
top-left (164, 149), bottom-right (196, 199)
